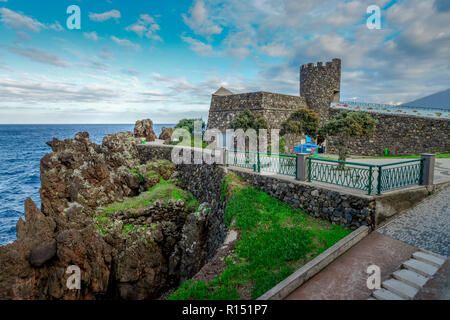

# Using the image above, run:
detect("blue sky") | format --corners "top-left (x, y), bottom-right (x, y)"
top-left (0, 0), bottom-right (449, 123)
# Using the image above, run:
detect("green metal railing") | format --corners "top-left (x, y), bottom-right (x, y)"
top-left (226, 150), bottom-right (297, 177)
top-left (307, 158), bottom-right (424, 195)
top-left (225, 150), bottom-right (424, 195)
top-left (376, 159), bottom-right (424, 194)
top-left (307, 158), bottom-right (375, 194)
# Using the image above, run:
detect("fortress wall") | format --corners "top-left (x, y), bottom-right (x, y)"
top-left (207, 91), bottom-right (306, 131)
top-left (300, 59), bottom-right (341, 122)
top-left (327, 109), bottom-right (450, 156)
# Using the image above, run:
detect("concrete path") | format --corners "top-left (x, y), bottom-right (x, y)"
top-left (285, 231), bottom-right (418, 300)
top-left (377, 185), bottom-right (450, 258)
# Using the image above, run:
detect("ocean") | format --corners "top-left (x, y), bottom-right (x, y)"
top-left (0, 124), bottom-right (173, 247)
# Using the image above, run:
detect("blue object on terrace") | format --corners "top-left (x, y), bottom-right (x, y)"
top-left (294, 143), bottom-right (318, 155)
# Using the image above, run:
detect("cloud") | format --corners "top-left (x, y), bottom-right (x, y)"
top-left (0, 78), bottom-right (119, 103)
top-left (84, 31), bottom-right (99, 41)
top-left (49, 21), bottom-right (64, 32)
top-left (0, 8), bottom-right (64, 33)
top-left (0, 8), bottom-right (45, 32)
top-left (110, 36), bottom-right (140, 49)
top-left (98, 47), bottom-right (113, 60)
top-left (121, 69), bottom-right (140, 76)
top-left (182, 0), bottom-right (222, 37)
top-left (89, 10), bottom-right (121, 22)
top-left (181, 36), bottom-right (221, 56)
top-left (7, 46), bottom-right (71, 67)
top-left (126, 14), bottom-right (162, 40)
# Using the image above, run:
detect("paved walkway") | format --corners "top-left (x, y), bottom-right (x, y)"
top-left (285, 231), bottom-right (418, 300)
top-left (377, 186), bottom-right (450, 258)
top-left (286, 185), bottom-right (449, 300)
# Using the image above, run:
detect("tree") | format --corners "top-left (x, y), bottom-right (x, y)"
top-left (174, 118), bottom-right (206, 135)
top-left (230, 110), bottom-right (268, 152)
top-left (280, 108), bottom-right (320, 138)
top-left (321, 111), bottom-right (377, 162)
top-left (230, 110), bottom-right (268, 132)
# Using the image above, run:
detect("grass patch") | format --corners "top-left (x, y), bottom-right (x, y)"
top-left (169, 172), bottom-right (351, 300)
top-left (94, 179), bottom-right (199, 235)
top-left (100, 179), bottom-right (199, 215)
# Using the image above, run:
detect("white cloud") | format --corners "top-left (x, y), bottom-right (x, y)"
top-left (181, 36), bottom-right (221, 56)
top-left (7, 46), bottom-right (72, 67)
top-left (182, 0), bottom-right (222, 37)
top-left (0, 8), bottom-right (45, 32)
top-left (126, 14), bottom-right (162, 41)
top-left (89, 10), bottom-right (121, 22)
top-left (110, 36), bottom-right (140, 49)
top-left (84, 31), bottom-right (99, 41)
top-left (49, 21), bottom-right (64, 32)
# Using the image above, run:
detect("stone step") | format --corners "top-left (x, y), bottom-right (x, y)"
top-left (373, 288), bottom-right (406, 300)
top-left (403, 259), bottom-right (439, 277)
top-left (413, 251), bottom-right (446, 268)
top-left (382, 278), bottom-right (418, 299)
top-left (393, 269), bottom-right (429, 289)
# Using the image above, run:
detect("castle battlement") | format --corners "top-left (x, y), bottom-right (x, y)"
top-left (300, 58), bottom-right (341, 71)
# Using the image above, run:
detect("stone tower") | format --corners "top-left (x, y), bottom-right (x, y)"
top-left (300, 58), bottom-right (341, 121)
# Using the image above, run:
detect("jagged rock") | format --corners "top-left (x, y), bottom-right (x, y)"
top-left (158, 127), bottom-right (174, 141)
top-left (29, 240), bottom-right (57, 267)
top-left (134, 119), bottom-right (156, 142)
top-left (0, 124), bottom-right (223, 300)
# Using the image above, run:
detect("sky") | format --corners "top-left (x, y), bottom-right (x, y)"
top-left (0, 0), bottom-right (449, 124)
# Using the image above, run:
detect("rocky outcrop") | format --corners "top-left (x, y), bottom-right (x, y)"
top-left (0, 120), bottom-right (222, 300)
top-left (158, 127), bottom-right (174, 142)
top-left (0, 198), bottom-right (113, 300)
top-left (134, 119), bottom-right (157, 142)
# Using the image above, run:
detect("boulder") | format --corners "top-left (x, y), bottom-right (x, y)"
top-left (134, 119), bottom-right (156, 142)
top-left (158, 127), bottom-right (174, 141)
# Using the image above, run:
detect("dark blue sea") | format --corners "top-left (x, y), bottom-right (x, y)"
top-left (0, 124), bottom-right (173, 247)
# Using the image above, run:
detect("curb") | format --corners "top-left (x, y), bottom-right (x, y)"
top-left (257, 225), bottom-right (370, 300)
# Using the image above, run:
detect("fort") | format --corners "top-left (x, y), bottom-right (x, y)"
top-left (207, 58), bottom-right (450, 156)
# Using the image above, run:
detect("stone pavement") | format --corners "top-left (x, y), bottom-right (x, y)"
top-left (377, 185), bottom-right (450, 258)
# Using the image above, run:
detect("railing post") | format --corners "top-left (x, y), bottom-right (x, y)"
top-left (367, 166), bottom-right (373, 195)
top-left (221, 147), bottom-right (227, 166)
top-left (257, 152), bottom-right (261, 173)
top-left (296, 153), bottom-right (309, 181)
top-left (377, 166), bottom-right (382, 195)
top-left (420, 153), bottom-right (435, 186)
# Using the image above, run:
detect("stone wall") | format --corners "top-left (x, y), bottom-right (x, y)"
top-left (207, 91), bottom-right (307, 131)
top-left (229, 168), bottom-right (376, 230)
top-left (327, 109), bottom-right (450, 156)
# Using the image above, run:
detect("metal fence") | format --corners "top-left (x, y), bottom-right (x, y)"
top-left (225, 150), bottom-right (425, 195)
top-left (307, 158), bottom-right (424, 195)
top-left (226, 150), bottom-right (297, 177)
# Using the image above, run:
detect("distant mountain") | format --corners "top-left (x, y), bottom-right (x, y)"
top-left (401, 89), bottom-right (450, 110)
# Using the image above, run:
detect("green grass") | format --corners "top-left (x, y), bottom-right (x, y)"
top-left (94, 179), bottom-right (199, 235)
top-left (100, 179), bottom-right (199, 216)
top-left (171, 135), bottom-right (210, 149)
top-left (169, 173), bottom-right (351, 300)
